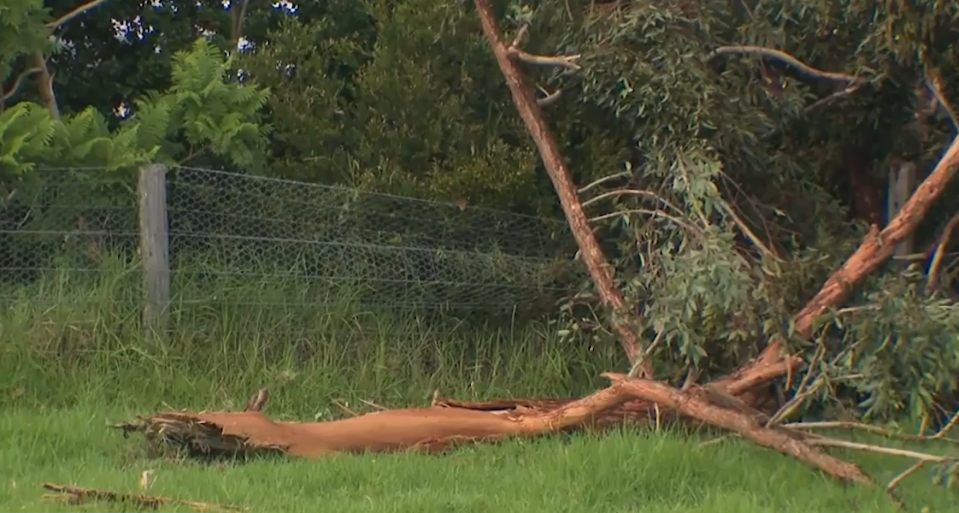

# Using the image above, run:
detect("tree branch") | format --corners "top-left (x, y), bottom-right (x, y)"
top-left (507, 47), bottom-right (582, 71)
top-left (47, 0), bottom-right (112, 29)
top-left (706, 45), bottom-right (862, 86)
top-left (925, 209), bottom-right (959, 295)
top-left (603, 374), bottom-right (875, 485)
top-left (32, 53), bottom-right (60, 120)
top-left (926, 70), bottom-right (959, 131)
top-left (0, 67), bottom-right (42, 111)
top-left (537, 88), bottom-right (563, 107)
top-left (472, 0), bottom-right (650, 375)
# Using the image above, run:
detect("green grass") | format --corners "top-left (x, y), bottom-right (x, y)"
top-left (0, 254), bottom-right (621, 410)
top-left (1, 256), bottom-right (956, 512)
top-left (1, 407), bottom-right (955, 513)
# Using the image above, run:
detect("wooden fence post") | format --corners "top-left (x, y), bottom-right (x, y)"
top-left (887, 160), bottom-right (917, 266)
top-left (138, 163), bottom-right (170, 344)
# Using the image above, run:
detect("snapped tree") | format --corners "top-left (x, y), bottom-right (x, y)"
top-left (113, 0), bottom-right (959, 500)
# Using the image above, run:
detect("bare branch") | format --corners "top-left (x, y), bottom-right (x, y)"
top-left (926, 209), bottom-right (959, 294)
top-left (804, 81), bottom-right (868, 114)
top-left (473, 0), bottom-right (649, 373)
top-left (589, 208), bottom-right (703, 236)
top-left (582, 188), bottom-right (684, 215)
top-left (0, 67), bottom-right (42, 109)
top-left (42, 483), bottom-right (245, 512)
top-left (627, 330), bottom-right (666, 378)
top-left (887, 461), bottom-right (926, 493)
top-left (48, 0), bottom-right (112, 29)
top-left (926, 70), bottom-right (959, 131)
top-left (507, 47), bottom-right (582, 71)
top-left (932, 409), bottom-right (959, 439)
top-left (578, 171), bottom-right (630, 194)
top-left (806, 438), bottom-right (952, 462)
top-left (510, 24), bottom-right (529, 49)
top-left (720, 200), bottom-right (784, 262)
top-left (706, 45), bottom-right (862, 86)
top-left (785, 421), bottom-right (959, 446)
top-left (536, 86), bottom-right (563, 107)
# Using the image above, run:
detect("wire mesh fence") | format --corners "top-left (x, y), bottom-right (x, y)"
top-left (0, 165), bottom-right (581, 324)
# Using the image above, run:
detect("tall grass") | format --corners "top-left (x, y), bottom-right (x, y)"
top-left (0, 253), bottom-right (622, 414)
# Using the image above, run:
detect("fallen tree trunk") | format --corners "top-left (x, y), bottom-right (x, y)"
top-left (114, 372), bottom-right (871, 484)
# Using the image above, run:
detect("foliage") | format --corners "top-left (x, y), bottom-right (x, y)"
top-left (240, 0), bottom-right (555, 212)
top-left (0, 0), bottom-right (50, 90)
top-left (0, 37), bottom-right (269, 184)
top-left (525, 0), bottom-right (959, 422)
top-left (34, 0), bottom-right (298, 122)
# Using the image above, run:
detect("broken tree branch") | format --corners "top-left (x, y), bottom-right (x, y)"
top-left (706, 45), bottom-right (862, 86)
top-left (537, 87), bottom-right (563, 107)
top-left (785, 421), bottom-right (959, 446)
top-left (472, 0), bottom-right (650, 374)
top-left (602, 374), bottom-right (873, 485)
top-left (507, 47), bottom-right (582, 71)
top-left (793, 135), bottom-right (959, 336)
top-left (42, 483), bottom-right (246, 512)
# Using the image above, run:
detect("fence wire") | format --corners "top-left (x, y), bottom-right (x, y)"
top-left (0, 166), bottom-right (580, 317)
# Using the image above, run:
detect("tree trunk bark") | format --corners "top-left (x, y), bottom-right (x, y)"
top-left (32, 53), bottom-right (60, 120)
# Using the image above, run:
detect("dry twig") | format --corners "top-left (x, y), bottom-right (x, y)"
top-left (42, 483), bottom-right (246, 512)
top-left (785, 421), bottom-right (959, 446)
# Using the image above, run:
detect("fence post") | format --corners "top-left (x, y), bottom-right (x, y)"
top-left (887, 160), bottom-right (917, 267)
top-left (138, 163), bottom-right (170, 344)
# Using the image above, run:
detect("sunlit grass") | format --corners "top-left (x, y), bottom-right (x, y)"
top-left (2, 407), bottom-right (955, 513)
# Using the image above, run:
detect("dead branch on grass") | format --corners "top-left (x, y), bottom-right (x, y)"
top-left (42, 483), bottom-right (246, 512)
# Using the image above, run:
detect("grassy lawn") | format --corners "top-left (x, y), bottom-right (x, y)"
top-left (1, 265), bottom-right (956, 512)
top-left (2, 406), bottom-right (955, 513)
